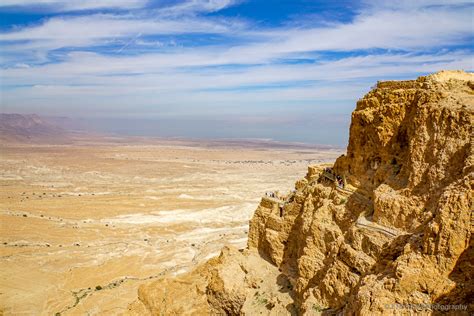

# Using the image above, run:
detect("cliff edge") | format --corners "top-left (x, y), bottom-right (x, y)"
top-left (126, 71), bottom-right (473, 315)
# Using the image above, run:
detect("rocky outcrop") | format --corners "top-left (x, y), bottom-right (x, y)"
top-left (126, 71), bottom-right (473, 315)
top-left (127, 247), bottom-right (296, 315)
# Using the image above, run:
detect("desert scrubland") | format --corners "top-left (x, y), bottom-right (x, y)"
top-left (0, 136), bottom-right (341, 315)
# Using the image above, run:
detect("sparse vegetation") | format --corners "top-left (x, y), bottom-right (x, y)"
top-left (393, 163), bottom-right (401, 175)
top-left (312, 304), bottom-right (324, 312)
top-left (95, 285), bottom-right (102, 291)
top-left (253, 291), bottom-right (268, 306)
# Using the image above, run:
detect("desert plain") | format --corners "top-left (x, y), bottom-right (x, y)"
top-left (0, 135), bottom-right (341, 315)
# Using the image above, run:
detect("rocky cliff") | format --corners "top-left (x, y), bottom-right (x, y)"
top-left (126, 71), bottom-right (473, 315)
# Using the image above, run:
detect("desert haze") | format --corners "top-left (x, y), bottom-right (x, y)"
top-left (0, 120), bottom-right (341, 314)
top-left (1, 0), bottom-right (473, 315)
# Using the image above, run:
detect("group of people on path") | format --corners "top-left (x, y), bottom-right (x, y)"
top-left (265, 191), bottom-right (277, 199)
top-left (336, 175), bottom-right (345, 188)
top-left (323, 167), bottom-right (345, 189)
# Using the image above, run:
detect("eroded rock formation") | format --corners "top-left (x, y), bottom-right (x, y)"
top-left (126, 71), bottom-right (473, 315)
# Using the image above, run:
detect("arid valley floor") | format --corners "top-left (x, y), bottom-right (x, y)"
top-left (0, 136), bottom-right (341, 315)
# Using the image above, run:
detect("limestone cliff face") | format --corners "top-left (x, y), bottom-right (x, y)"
top-left (248, 70), bottom-right (473, 314)
top-left (334, 71), bottom-right (472, 231)
top-left (127, 71), bottom-right (473, 315)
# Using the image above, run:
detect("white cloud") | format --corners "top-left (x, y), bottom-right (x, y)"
top-left (0, 0), bottom-right (148, 11)
top-left (1, 51), bottom-right (471, 113)
top-left (0, 13), bottom-right (247, 57)
top-left (224, 7), bottom-right (471, 59)
top-left (0, 3), bottom-right (470, 59)
top-left (0, 0), bottom-right (472, 121)
top-left (0, 0), bottom-right (240, 14)
top-left (158, 0), bottom-right (240, 16)
top-left (4, 50), bottom-right (470, 84)
top-left (0, 14), bottom-right (238, 41)
top-left (362, 0), bottom-right (472, 10)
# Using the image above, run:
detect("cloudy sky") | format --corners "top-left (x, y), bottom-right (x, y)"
top-left (0, 0), bottom-right (472, 145)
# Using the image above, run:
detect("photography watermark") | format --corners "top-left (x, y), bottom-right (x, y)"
top-left (385, 303), bottom-right (468, 312)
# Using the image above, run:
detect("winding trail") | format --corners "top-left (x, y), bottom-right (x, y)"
top-left (355, 215), bottom-right (400, 237)
top-left (321, 172), bottom-right (402, 238)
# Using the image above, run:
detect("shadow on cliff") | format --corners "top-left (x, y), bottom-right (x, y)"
top-left (432, 236), bottom-right (473, 315)
top-left (275, 180), bottom-right (370, 313)
top-left (274, 274), bottom-right (298, 316)
top-left (412, 142), bottom-right (470, 220)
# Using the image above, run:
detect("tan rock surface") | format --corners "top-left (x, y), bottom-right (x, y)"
top-left (132, 71), bottom-right (473, 315)
top-left (127, 246), bottom-right (296, 315)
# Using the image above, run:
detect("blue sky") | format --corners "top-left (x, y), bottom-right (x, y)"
top-left (0, 0), bottom-right (472, 145)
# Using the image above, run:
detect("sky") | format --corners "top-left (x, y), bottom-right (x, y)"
top-left (0, 0), bottom-right (472, 145)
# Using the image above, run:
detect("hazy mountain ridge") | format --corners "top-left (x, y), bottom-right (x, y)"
top-left (0, 113), bottom-right (341, 150)
top-left (0, 113), bottom-right (69, 143)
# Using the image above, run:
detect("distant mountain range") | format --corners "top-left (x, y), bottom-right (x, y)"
top-left (0, 113), bottom-right (342, 149)
top-left (0, 113), bottom-right (70, 143)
